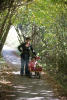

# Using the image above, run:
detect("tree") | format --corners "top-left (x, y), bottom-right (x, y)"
top-left (0, 0), bottom-right (34, 55)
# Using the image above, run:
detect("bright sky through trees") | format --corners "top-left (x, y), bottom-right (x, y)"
top-left (5, 26), bottom-right (19, 48)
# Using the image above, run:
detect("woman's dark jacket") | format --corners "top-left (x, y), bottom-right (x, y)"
top-left (18, 42), bottom-right (36, 59)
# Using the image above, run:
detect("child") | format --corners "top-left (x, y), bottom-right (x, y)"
top-left (28, 56), bottom-right (37, 71)
top-left (28, 56), bottom-right (42, 71)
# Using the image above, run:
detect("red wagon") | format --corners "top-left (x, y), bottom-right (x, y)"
top-left (28, 56), bottom-right (42, 78)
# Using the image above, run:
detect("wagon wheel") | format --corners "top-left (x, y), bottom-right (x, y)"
top-left (29, 72), bottom-right (32, 78)
top-left (35, 72), bottom-right (40, 79)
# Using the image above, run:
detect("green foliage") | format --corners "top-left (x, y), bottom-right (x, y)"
top-left (0, 0), bottom-right (67, 92)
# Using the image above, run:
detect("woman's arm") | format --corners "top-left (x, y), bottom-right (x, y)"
top-left (18, 43), bottom-right (23, 52)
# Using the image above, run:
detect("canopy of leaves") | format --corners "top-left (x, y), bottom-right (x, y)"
top-left (0, 0), bottom-right (67, 91)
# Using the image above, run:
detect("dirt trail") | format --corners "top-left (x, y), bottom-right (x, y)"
top-left (0, 45), bottom-right (60, 100)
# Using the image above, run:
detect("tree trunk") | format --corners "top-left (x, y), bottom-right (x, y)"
top-left (0, 0), bottom-right (14, 40)
top-left (0, 22), bottom-right (11, 55)
top-left (0, 8), bottom-right (15, 55)
top-left (0, 9), bottom-right (10, 40)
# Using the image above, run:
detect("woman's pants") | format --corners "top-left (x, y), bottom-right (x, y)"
top-left (21, 56), bottom-right (29, 75)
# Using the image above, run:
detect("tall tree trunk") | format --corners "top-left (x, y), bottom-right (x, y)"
top-left (0, 8), bottom-right (15, 55)
top-left (0, 22), bottom-right (11, 55)
top-left (0, 1), bottom-right (14, 55)
top-left (0, 9), bottom-right (10, 40)
top-left (0, 0), bottom-right (14, 40)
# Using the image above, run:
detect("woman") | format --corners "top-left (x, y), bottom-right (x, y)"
top-left (18, 37), bottom-right (36, 76)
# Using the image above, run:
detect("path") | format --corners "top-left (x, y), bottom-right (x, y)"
top-left (2, 45), bottom-right (21, 66)
top-left (1, 45), bottom-right (60, 100)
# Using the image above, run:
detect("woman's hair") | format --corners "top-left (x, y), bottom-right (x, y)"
top-left (26, 37), bottom-right (31, 41)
